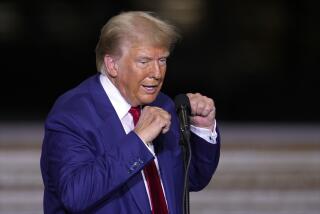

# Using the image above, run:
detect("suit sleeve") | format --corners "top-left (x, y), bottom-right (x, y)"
top-left (166, 97), bottom-right (220, 192)
top-left (42, 113), bottom-right (154, 213)
top-left (188, 129), bottom-right (220, 191)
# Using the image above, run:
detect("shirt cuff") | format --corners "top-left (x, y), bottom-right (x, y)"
top-left (132, 131), bottom-right (156, 156)
top-left (190, 120), bottom-right (218, 144)
top-left (145, 142), bottom-right (156, 156)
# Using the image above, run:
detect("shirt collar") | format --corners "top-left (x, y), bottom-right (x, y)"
top-left (99, 73), bottom-right (131, 120)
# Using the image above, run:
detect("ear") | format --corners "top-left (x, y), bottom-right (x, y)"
top-left (103, 55), bottom-right (119, 77)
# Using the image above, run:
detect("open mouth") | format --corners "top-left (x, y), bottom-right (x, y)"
top-left (142, 84), bottom-right (158, 93)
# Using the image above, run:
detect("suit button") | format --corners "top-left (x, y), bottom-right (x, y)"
top-left (133, 162), bottom-right (138, 168)
top-left (129, 162), bottom-right (138, 172)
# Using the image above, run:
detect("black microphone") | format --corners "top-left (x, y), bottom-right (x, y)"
top-left (174, 94), bottom-right (191, 138)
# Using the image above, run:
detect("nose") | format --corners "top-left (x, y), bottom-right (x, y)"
top-left (150, 61), bottom-right (162, 79)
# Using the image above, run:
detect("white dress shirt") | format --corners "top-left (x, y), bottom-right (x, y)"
top-left (99, 73), bottom-right (218, 208)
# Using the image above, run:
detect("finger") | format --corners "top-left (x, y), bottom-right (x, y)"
top-left (206, 109), bottom-right (215, 121)
top-left (162, 111), bottom-right (171, 122)
top-left (162, 128), bottom-right (169, 134)
top-left (195, 101), bottom-right (206, 116)
top-left (186, 93), bottom-right (198, 115)
top-left (160, 112), bottom-right (171, 133)
top-left (201, 99), bottom-right (215, 117)
top-left (161, 121), bottom-right (171, 133)
top-left (189, 94), bottom-right (214, 117)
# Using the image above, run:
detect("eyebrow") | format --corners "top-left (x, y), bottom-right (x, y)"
top-left (137, 56), bottom-right (152, 61)
top-left (136, 51), bottom-right (170, 60)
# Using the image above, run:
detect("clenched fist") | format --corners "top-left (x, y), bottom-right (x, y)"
top-left (133, 106), bottom-right (171, 144)
top-left (187, 93), bottom-right (216, 130)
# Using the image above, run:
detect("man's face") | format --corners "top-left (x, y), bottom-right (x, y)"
top-left (112, 42), bottom-right (169, 106)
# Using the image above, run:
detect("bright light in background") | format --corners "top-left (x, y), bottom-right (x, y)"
top-left (0, 2), bottom-right (22, 41)
top-left (134, 0), bottom-right (207, 34)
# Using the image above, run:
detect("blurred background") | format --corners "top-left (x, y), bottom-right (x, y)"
top-left (0, 0), bottom-right (319, 213)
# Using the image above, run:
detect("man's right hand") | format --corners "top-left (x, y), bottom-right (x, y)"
top-left (133, 106), bottom-right (171, 144)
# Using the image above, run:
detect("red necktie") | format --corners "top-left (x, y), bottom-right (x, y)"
top-left (129, 107), bottom-right (169, 214)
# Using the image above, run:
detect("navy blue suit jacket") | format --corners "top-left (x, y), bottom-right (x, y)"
top-left (40, 74), bottom-right (220, 214)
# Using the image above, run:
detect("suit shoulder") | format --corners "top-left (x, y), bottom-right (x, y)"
top-left (154, 92), bottom-right (175, 111)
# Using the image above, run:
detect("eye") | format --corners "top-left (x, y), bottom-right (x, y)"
top-left (159, 58), bottom-right (167, 65)
top-left (139, 60), bottom-right (148, 64)
top-left (137, 58), bottom-right (150, 66)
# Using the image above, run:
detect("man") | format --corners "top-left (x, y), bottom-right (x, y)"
top-left (41, 11), bottom-right (220, 214)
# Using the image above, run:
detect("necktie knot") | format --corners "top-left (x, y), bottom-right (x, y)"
top-left (129, 106), bottom-right (141, 126)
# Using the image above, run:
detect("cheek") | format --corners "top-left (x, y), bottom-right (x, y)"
top-left (125, 73), bottom-right (142, 92)
top-left (162, 68), bottom-right (167, 77)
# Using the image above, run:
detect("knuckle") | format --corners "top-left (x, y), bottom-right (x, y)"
top-left (204, 107), bottom-right (211, 113)
top-left (198, 102), bottom-right (205, 108)
top-left (144, 106), bottom-right (150, 111)
top-left (209, 98), bottom-right (214, 104)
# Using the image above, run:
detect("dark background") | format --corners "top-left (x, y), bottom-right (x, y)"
top-left (1, 0), bottom-right (319, 122)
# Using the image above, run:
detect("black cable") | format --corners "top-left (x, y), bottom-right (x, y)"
top-left (181, 132), bottom-right (191, 214)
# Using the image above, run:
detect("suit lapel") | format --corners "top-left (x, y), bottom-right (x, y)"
top-left (88, 75), bottom-right (151, 213)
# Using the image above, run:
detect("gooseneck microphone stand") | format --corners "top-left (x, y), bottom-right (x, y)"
top-left (179, 115), bottom-right (191, 214)
top-left (174, 94), bottom-right (192, 214)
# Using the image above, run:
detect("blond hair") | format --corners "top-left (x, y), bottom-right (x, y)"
top-left (95, 11), bottom-right (180, 72)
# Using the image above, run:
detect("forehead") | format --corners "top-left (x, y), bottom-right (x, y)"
top-left (121, 40), bottom-right (170, 58)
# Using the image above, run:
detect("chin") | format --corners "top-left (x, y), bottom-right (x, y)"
top-left (139, 94), bottom-right (158, 105)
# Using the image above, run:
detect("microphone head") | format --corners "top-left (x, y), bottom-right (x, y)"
top-left (174, 94), bottom-right (191, 114)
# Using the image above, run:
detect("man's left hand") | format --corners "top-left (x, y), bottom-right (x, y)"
top-left (186, 93), bottom-right (216, 130)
